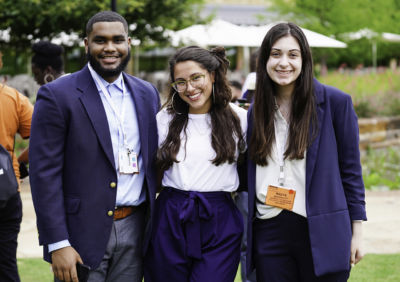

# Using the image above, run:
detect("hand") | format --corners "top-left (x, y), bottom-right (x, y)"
top-left (350, 221), bottom-right (364, 267)
top-left (51, 246), bottom-right (83, 282)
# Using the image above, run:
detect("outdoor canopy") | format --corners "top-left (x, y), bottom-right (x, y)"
top-left (342, 28), bottom-right (400, 68)
top-left (170, 19), bottom-right (347, 48)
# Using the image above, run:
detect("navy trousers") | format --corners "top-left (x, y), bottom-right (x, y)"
top-left (0, 193), bottom-right (22, 282)
top-left (144, 187), bottom-right (243, 282)
top-left (253, 210), bottom-right (350, 282)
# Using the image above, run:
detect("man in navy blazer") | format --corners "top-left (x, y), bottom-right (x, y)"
top-left (246, 79), bottom-right (367, 278)
top-left (29, 11), bottom-right (159, 282)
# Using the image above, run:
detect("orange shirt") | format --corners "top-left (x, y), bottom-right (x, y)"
top-left (0, 83), bottom-right (33, 183)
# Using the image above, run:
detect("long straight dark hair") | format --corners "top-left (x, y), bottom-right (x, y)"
top-left (249, 22), bottom-right (318, 165)
top-left (157, 46), bottom-right (245, 171)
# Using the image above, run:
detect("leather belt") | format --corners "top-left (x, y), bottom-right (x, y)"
top-left (114, 204), bottom-right (144, 220)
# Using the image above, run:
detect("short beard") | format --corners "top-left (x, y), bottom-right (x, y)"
top-left (86, 48), bottom-right (131, 79)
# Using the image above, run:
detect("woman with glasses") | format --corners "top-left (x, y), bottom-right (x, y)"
top-left (144, 46), bottom-right (247, 282)
top-left (246, 22), bottom-right (366, 281)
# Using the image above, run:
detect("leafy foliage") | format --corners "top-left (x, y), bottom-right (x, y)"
top-left (269, 0), bottom-right (400, 67)
top-left (0, 0), bottom-right (205, 50)
top-left (362, 147), bottom-right (400, 191)
top-left (269, 0), bottom-right (400, 35)
top-left (318, 69), bottom-right (400, 117)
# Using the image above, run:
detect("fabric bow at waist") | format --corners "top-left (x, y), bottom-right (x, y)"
top-left (165, 187), bottom-right (222, 259)
top-left (180, 191), bottom-right (213, 259)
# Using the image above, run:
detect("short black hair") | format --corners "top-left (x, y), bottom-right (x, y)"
top-left (86, 11), bottom-right (129, 37)
top-left (31, 41), bottom-right (64, 72)
top-left (229, 80), bottom-right (242, 90)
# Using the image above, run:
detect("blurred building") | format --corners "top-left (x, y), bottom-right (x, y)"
top-left (202, 1), bottom-right (274, 26)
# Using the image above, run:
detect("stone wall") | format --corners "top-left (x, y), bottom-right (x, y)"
top-left (359, 116), bottom-right (400, 150)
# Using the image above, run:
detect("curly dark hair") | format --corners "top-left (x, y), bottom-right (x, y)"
top-left (157, 46), bottom-right (245, 171)
top-left (31, 41), bottom-right (64, 73)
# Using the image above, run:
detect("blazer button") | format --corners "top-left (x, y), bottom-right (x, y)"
top-left (107, 210), bottom-right (114, 217)
top-left (110, 182), bottom-right (116, 188)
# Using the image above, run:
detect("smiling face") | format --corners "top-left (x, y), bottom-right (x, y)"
top-left (266, 35), bottom-right (302, 93)
top-left (84, 21), bottom-right (131, 83)
top-left (173, 60), bottom-right (214, 114)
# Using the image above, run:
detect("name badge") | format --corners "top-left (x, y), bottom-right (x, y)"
top-left (119, 149), bottom-right (139, 174)
top-left (265, 185), bottom-right (296, 210)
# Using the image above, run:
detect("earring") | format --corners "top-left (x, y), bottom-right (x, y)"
top-left (44, 73), bottom-right (55, 84)
top-left (212, 83), bottom-right (215, 104)
top-left (172, 92), bottom-right (183, 115)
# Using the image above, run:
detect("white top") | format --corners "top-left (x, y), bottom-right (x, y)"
top-left (255, 109), bottom-right (307, 219)
top-left (157, 103), bottom-right (247, 192)
top-left (241, 72), bottom-right (256, 95)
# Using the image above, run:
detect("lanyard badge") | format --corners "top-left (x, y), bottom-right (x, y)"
top-left (264, 115), bottom-right (296, 210)
top-left (88, 63), bottom-right (139, 175)
top-left (265, 185), bottom-right (296, 210)
top-left (119, 148), bottom-right (139, 174)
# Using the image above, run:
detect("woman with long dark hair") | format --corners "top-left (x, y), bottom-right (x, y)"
top-left (144, 46), bottom-right (247, 282)
top-left (246, 22), bottom-right (367, 281)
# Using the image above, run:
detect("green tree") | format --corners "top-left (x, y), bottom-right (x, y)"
top-left (269, 0), bottom-right (400, 35)
top-left (268, 0), bottom-right (400, 67)
top-left (0, 0), bottom-right (205, 50)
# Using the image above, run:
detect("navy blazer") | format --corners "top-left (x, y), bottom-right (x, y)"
top-left (246, 79), bottom-right (367, 276)
top-left (29, 66), bottom-right (160, 269)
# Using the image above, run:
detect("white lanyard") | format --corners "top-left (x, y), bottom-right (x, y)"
top-left (88, 64), bottom-right (129, 148)
top-left (274, 112), bottom-right (289, 186)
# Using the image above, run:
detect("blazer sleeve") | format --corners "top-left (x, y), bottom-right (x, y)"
top-left (29, 84), bottom-right (70, 245)
top-left (332, 92), bottom-right (367, 221)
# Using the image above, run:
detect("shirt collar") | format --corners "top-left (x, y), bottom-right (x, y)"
top-left (88, 63), bottom-right (124, 92)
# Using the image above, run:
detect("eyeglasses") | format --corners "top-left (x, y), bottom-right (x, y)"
top-left (171, 74), bottom-right (205, 93)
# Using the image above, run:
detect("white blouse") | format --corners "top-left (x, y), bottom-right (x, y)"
top-left (157, 103), bottom-right (247, 192)
top-left (255, 109), bottom-right (307, 219)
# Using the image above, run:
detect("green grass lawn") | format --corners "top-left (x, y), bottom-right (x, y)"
top-left (18, 254), bottom-right (400, 282)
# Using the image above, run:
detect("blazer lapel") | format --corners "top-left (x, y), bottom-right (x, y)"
top-left (77, 66), bottom-right (116, 170)
top-left (306, 79), bottom-right (325, 195)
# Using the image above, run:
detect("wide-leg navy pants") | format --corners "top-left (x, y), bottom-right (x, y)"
top-left (144, 187), bottom-right (243, 282)
top-left (253, 210), bottom-right (350, 282)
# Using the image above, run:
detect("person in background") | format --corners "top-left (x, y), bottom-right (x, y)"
top-left (0, 50), bottom-right (34, 282)
top-left (144, 46), bottom-right (247, 282)
top-left (231, 56), bottom-right (257, 282)
top-left (229, 79), bottom-right (256, 282)
top-left (247, 22), bottom-right (366, 281)
top-left (29, 11), bottom-right (159, 282)
top-left (241, 49), bottom-right (258, 102)
top-left (31, 41), bottom-right (65, 86)
top-left (16, 41), bottom-right (63, 181)
top-left (229, 80), bottom-right (242, 103)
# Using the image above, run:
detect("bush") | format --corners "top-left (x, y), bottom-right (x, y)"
top-left (362, 147), bottom-right (400, 190)
top-left (318, 69), bottom-right (400, 118)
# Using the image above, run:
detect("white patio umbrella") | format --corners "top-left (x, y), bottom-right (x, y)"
top-left (342, 28), bottom-right (400, 69)
top-left (170, 19), bottom-right (251, 47)
top-left (170, 20), bottom-right (347, 48)
top-left (241, 24), bottom-right (347, 48)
